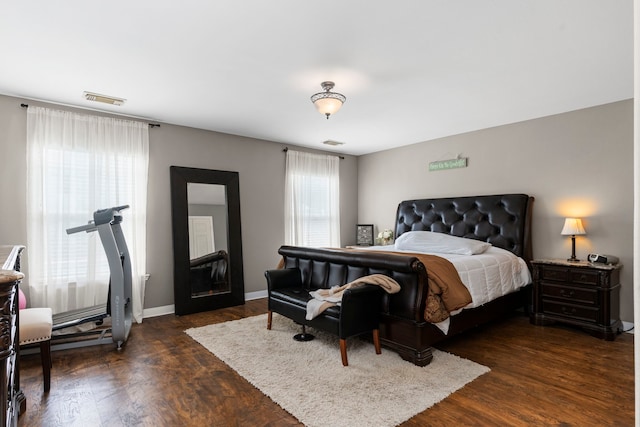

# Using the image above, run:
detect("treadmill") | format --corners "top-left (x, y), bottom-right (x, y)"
top-left (50, 205), bottom-right (133, 351)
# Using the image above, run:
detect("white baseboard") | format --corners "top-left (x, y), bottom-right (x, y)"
top-left (143, 304), bottom-right (175, 319)
top-left (622, 320), bottom-right (634, 334)
top-left (245, 290), bottom-right (267, 300)
top-left (142, 290), bottom-right (268, 320)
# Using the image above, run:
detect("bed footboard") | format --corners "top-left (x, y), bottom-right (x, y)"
top-left (278, 245), bottom-right (437, 364)
top-left (277, 244), bottom-right (531, 366)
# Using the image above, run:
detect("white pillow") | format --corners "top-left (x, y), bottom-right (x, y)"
top-left (394, 231), bottom-right (491, 255)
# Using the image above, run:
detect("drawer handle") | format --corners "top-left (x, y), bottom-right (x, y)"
top-left (559, 289), bottom-right (575, 298)
top-left (561, 306), bottom-right (577, 315)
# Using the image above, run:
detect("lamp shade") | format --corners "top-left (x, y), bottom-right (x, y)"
top-left (560, 218), bottom-right (586, 236)
top-left (311, 81), bottom-right (346, 119)
top-left (313, 96), bottom-right (344, 117)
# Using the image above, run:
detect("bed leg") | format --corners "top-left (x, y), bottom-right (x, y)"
top-left (267, 311), bottom-right (272, 330)
top-left (373, 329), bottom-right (381, 355)
top-left (340, 339), bottom-right (348, 366)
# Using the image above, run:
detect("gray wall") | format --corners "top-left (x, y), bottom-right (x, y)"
top-left (0, 94), bottom-right (358, 312)
top-left (1, 94), bottom-right (632, 322)
top-left (357, 100), bottom-right (634, 323)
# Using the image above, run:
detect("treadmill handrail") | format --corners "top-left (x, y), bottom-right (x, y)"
top-left (66, 222), bottom-right (97, 234)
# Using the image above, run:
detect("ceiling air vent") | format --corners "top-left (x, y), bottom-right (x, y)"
top-left (83, 91), bottom-right (126, 106)
top-left (322, 140), bottom-right (345, 146)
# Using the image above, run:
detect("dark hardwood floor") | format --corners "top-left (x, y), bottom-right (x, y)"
top-left (17, 299), bottom-right (633, 426)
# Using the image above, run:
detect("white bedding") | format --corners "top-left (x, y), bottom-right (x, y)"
top-left (356, 244), bottom-right (531, 334)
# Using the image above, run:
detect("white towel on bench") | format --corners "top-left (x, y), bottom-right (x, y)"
top-left (305, 274), bottom-right (400, 320)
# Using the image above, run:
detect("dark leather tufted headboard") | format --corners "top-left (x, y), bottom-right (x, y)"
top-left (394, 194), bottom-right (534, 261)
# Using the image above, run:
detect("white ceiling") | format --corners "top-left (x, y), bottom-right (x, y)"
top-left (0, 1), bottom-right (633, 156)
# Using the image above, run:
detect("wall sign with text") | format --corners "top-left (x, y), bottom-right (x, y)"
top-left (429, 157), bottom-right (468, 172)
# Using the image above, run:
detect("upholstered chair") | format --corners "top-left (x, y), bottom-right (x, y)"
top-left (19, 307), bottom-right (53, 392)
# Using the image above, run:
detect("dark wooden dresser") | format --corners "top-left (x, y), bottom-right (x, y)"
top-left (530, 258), bottom-right (622, 340)
top-left (0, 245), bottom-right (25, 426)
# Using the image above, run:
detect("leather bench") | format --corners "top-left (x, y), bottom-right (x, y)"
top-left (265, 267), bottom-right (383, 366)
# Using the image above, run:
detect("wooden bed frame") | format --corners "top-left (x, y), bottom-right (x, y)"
top-left (381, 193), bottom-right (534, 365)
top-left (276, 193), bottom-right (534, 366)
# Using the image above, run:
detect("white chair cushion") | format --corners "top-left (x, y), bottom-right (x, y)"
top-left (20, 307), bottom-right (53, 345)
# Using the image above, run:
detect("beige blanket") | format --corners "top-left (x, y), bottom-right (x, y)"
top-left (342, 249), bottom-right (472, 323)
top-left (410, 252), bottom-right (472, 323)
top-left (306, 274), bottom-right (400, 320)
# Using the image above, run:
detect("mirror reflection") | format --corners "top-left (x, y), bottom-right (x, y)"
top-left (187, 183), bottom-right (231, 297)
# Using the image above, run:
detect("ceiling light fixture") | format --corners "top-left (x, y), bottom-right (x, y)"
top-left (311, 81), bottom-right (346, 119)
top-left (83, 91), bottom-right (126, 106)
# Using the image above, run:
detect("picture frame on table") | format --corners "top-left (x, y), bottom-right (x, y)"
top-left (356, 224), bottom-right (374, 246)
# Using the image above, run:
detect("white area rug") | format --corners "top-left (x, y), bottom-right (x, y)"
top-left (186, 314), bottom-right (489, 427)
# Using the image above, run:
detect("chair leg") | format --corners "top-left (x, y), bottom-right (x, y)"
top-left (267, 311), bottom-right (272, 330)
top-left (40, 339), bottom-right (51, 392)
top-left (340, 339), bottom-right (348, 366)
top-left (373, 329), bottom-right (381, 355)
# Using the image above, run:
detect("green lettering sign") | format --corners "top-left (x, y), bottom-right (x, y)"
top-left (429, 158), bottom-right (468, 171)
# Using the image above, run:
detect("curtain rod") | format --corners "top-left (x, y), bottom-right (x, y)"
top-left (20, 103), bottom-right (161, 128)
top-left (282, 147), bottom-right (344, 160)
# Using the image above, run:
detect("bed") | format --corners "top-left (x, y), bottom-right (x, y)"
top-left (276, 193), bottom-right (534, 366)
top-left (189, 250), bottom-right (229, 295)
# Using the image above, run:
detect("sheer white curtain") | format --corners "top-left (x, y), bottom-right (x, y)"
top-left (26, 106), bottom-right (149, 323)
top-left (284, 150), bottom-right (340, 247)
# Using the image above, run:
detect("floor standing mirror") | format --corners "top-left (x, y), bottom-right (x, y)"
top-left (170, 166), bottom-right (245, 315)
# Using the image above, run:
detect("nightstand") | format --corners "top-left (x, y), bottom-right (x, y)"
top-left (530, 259), bottom-right (622, 340)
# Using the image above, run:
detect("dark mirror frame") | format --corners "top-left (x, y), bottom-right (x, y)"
top-left (170, 166), bottom-right (245, 315)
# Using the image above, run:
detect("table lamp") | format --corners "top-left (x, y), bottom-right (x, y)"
top-left (560, 218), bottom-right (586, 262)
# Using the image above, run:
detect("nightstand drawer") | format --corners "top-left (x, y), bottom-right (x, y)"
top-left (542, 300), bottom-right (599, 323)
top-left (569, 270), bottom-right (599, 285)
top-left (539, 266), bottom-right (568, 282)
top-left (540, 266), bottom-right (600, 286)
top-left (541, 283), bottom-right (597, 305)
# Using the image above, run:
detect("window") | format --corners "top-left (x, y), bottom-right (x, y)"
top-left (26, 106), bottom-right (149, 322)
top-left (284, 150), bottom-right (340, 247)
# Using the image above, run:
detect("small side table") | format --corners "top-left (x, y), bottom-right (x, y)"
top-left (530, 258), bottom-right (622, 340)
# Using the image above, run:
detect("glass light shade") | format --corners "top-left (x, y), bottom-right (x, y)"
top-left (313, 97), bottom-right (344, 116)
top-left (560, 218), bottom-right (586, 236)
top-left (311, 82), bottom-right (346, 118)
